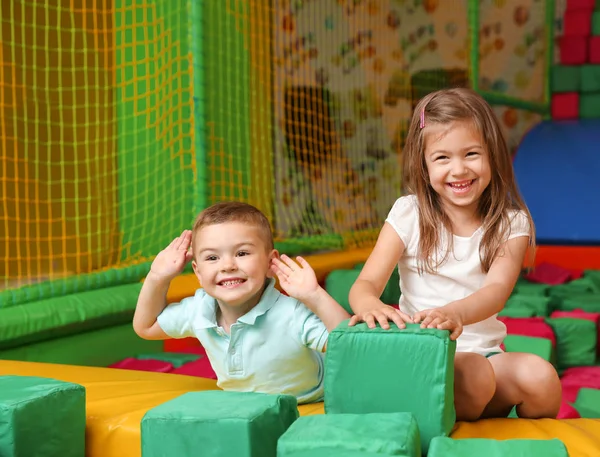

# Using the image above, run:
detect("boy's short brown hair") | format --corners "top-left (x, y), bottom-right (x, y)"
top-left (192, 201), bottom-right (274, 252)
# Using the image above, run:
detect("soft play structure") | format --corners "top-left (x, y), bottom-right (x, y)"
top-left (3, 0), bottom-right (600, 456)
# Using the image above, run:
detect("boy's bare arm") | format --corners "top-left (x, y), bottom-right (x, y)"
top-left (271, 255), bottom-right (350, 332)
top-left (133, 230), bottom-right (194, 340)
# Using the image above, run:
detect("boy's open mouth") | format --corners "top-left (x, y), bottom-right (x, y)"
top-left (218, 279), bottom-right (246, 287)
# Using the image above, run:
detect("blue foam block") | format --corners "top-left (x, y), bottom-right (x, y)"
top-left (513, 120), bottom-right (600, 244)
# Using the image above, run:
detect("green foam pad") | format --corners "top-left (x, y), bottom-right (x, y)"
top-left (136, 351), bottom-right (201, 368)
top-left (0, 376), bottom-right (86, 457)
top-left (505, 295), bottom-right (552, 317)
top-left (551, 65), bottom-right (581, 93)
top-left (428, 437), bottom-right (568, 456)
top-left (324, 322), bottom-right (456, 453)
top-left (574, 388), bottom-right (600, 418)
top-left (141, 390), bottom-right (298, 457)
top-left (503, 334), bottom-right (554, 362)
top-left (277, 413), bottom-right (421, 457)
top-left (514, 280), bottom-right (550, 296)
top-left (593, 11), bottom-right (600, 34)
top-left (546, 318), bottom-right (597, 369)
top-left (498, 307), bottom-right (536, 318)
top-left (582, 65), bottom-right (600, 93)
top-left (325, 268), bottom-right (400, 314)
top-left (580, 93), bottom-right (600, 119)
top-left (558, 294), bottom-right (600, 313)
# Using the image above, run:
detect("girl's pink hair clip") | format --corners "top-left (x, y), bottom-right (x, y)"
top-left (420, 109), bottom-right (425, 129)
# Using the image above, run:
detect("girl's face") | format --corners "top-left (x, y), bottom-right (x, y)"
top-left (423, 120), bottom-right (491, 214)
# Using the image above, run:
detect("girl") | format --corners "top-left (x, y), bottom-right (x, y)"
top-left (348, 88), bottom-right (561, 421)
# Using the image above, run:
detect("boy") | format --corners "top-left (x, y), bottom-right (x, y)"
top-left (133, 201), bottom-right (349, 403)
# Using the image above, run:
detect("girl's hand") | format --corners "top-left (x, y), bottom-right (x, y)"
top-left (349, 303), bottom-right (413, 330)
top-left (413, 306), bottom-right (463, 340)
top-left (271, 255), bottom-right (320, 303)
top-left (149, 230), bottom-right (194, 283)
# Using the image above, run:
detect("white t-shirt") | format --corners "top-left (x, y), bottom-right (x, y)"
top-left (385, 195), bottom-right (531, 355)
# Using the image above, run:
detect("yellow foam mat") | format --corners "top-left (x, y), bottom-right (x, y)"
top-left (1, 360), bottom-right (599, 457)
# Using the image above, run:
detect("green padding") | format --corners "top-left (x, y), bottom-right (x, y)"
top-left (579, 92), bottom-right (600, 118)
top-left (582, 65), bottom-right (600, 93)
top-left (557, 294), bottom-right (600, 313)
top-left (428, 437), bottom-right (568, 457)
top-left (498, 307), bottom-right (536, 318)
top-left (548, 277), bottom-right (599, 300)
top-left (503, 335), bottom-right (554, 362)
top-left (505, 295), bottom-right (552, 316)
top-left (514, 280), bottom-right (549, 296)
top-left (0, 323), bottom-right (162, 367)
top-left (574, 388), bottom-right (600, 418)
top-left (551, 65), bottom-right (581, 93)
top-left (593, 11), bottom-right (600, 35)
top-left (0, 283), bottom-right (142, 349)
top-left (546, 318), bottom-right (597, 369)
top-left (0, 263), bottom-right (150, 308)
top-left (325, 268), bottom-right (400, 314)
top-left (324, 322), bottom-right (455, 453)
top-left (0, 376), bottom-right (85, 457)
top-left (277, 413), bottom-right (420, 457)
top-left (137, 352), bottom-right (201, 368)
top-left (141, 391), bottom-right (298, 457)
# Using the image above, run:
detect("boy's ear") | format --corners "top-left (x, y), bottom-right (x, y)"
top-left (191, 260), bottom-right (203, 285)
top-left (266, 249), bottom-right (279, 278)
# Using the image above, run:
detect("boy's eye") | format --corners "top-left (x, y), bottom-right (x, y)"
top-left (237, 251), bottom-right (250, 257)
top-left (205, 255), bottom-right (217, 261)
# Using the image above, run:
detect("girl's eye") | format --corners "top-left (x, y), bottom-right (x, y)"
top-left (435, 155), bottom-right (448, 161)
top-left (467, 151), bottom-right (479, 157)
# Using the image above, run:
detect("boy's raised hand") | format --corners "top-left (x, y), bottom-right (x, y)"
top-left (149, 230), bottom-right (194, 282)
top-left (271, 254), bottom-right (320, 303)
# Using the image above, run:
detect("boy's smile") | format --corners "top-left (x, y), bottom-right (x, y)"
top-left (192, 222), bottom-right (278, 321)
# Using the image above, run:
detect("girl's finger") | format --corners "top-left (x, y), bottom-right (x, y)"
top-left (395, 309), bottom-right (414, 323)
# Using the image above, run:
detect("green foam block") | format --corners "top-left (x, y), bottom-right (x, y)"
top-left (580, 93), bottom-right (600, 119)
top-left (324, 322), bottom-right (456, 453)
top-left (505, 295), bottom-right (552, 317)
top-left (428, 437), bottom-right (568, 456)
top-left (593, 11), bottom-right (600, 35)
top-left (581, 65), bottom-right (600, 93)
top-left (545, 318), bottom-right (597, 369)
top-left (277, 413), bottom-right (421, 457)
top-left (136, 351), bottom-right (201, 368)
top-left (551, 65), bottom-right (581, 93)
top-left (141, 391), bottom-right (298, 457)
top-left (574, 388), bottom-right (600, 418)
top-left (503, 334), bottom-right (554, 362)
top-left (514, 278), bottom-right (550, 296)
top-left (0, 375), bottom-right (86, 457)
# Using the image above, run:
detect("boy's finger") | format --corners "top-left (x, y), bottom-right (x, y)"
top-left (273, 258), bottom-right (294, 275)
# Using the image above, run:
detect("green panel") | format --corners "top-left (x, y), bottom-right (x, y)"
top-left (593, 11), bottom-right (600, 35)
top-left (277, 413), bottom-right (420, 457)
top-left (503, 334), bottom-right (554, 363)
top-left (0, 323), bottom-right (162, 367)
top-left (546, 317), bottom-right (597, 369)
top-left (428, 437), bottom-right (568, 457)
top-left (142, 391), bottom-right (298, 457)
top-left (115, 0), bottom-right (195, 260)
top-left (551, 65), bottom-right (581, 93)
top-left (0, 376), bottom-right (85, 457)
top-left (0, 283), bottom-right (143, 349)
top-left (582, 65), bottom-right (600, 93)
top-left (324, 323), bottom-right (456, 453)
top-left (580, 93), bottom-right (600, 118)
top-left (203, 1), bottom-right (251, 202)
top-left (574, 388), bottom-right (600, 418)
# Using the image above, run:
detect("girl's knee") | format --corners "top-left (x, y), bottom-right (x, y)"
top-left (454, 353), bottom-right (496, 420)
top-left (520, 357), bottom-right (561, 396)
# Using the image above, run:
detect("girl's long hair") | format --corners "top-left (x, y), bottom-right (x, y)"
top-left (402, 88), bottom-right (535, 273)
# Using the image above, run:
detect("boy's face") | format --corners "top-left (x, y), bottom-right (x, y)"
top-left (191, 222), bottom-right (278, 312)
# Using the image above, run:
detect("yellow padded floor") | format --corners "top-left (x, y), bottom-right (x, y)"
top-left (1, 360), bottom-right (600, 457)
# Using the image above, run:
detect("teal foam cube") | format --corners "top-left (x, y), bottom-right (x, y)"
top-left (428, 437), bottom-right (568, 456)
top-left (324, 322), bottom-right (456, 453)
top-left (0, 376), bottom-right (86, 457)
top-left (277, 413), bottom-right (421, 457)
top-left (141, 391), bottom-right (298, 457)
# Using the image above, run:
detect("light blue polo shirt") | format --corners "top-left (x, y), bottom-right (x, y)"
top-left (157, 278), bottom-right (328, 404)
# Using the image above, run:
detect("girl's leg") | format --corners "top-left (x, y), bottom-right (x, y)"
top-left (454, 352), bottom-right (496, 421)
top-left (482, 352), bottom-right (561, 419)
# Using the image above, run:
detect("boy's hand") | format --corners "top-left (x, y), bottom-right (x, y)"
top-left (149, 230), bottom-right (194, 283)
top-left (271, 255), bottom-right (320, 302)
top-left (348, 304), bottom-right (413, 330)
top-left (413, 306), bottom-right (463, 340)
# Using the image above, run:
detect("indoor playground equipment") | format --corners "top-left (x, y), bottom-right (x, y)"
top-left (2, 0), bottom-right (600, 456)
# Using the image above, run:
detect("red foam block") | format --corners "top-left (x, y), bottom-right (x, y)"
top-left (525, 262), bottom-right (576, 285)
top-left (109, 357), bottom-right (174, 373)
top-left (171, 357), bottom-right (218, 379)
top-left (590, 36), bottom-right (600, 64)
top-left (566, 0), bottom-right (596, 11)
top-left (557, 399), bottom-right (582, 419)
top-left (564, 10), bottom-right (593, 36)
top-left (560, 35), bottom-right (588, 64)
top-left (498, 317), bottom-right (557, 347)
top-left (561, 367), bottom-right (600, 402)
top-left (551, 92), bottom-right (580, 120)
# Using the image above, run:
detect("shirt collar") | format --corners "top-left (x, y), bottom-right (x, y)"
top-left (193, 278), bottom-right (280, 329)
